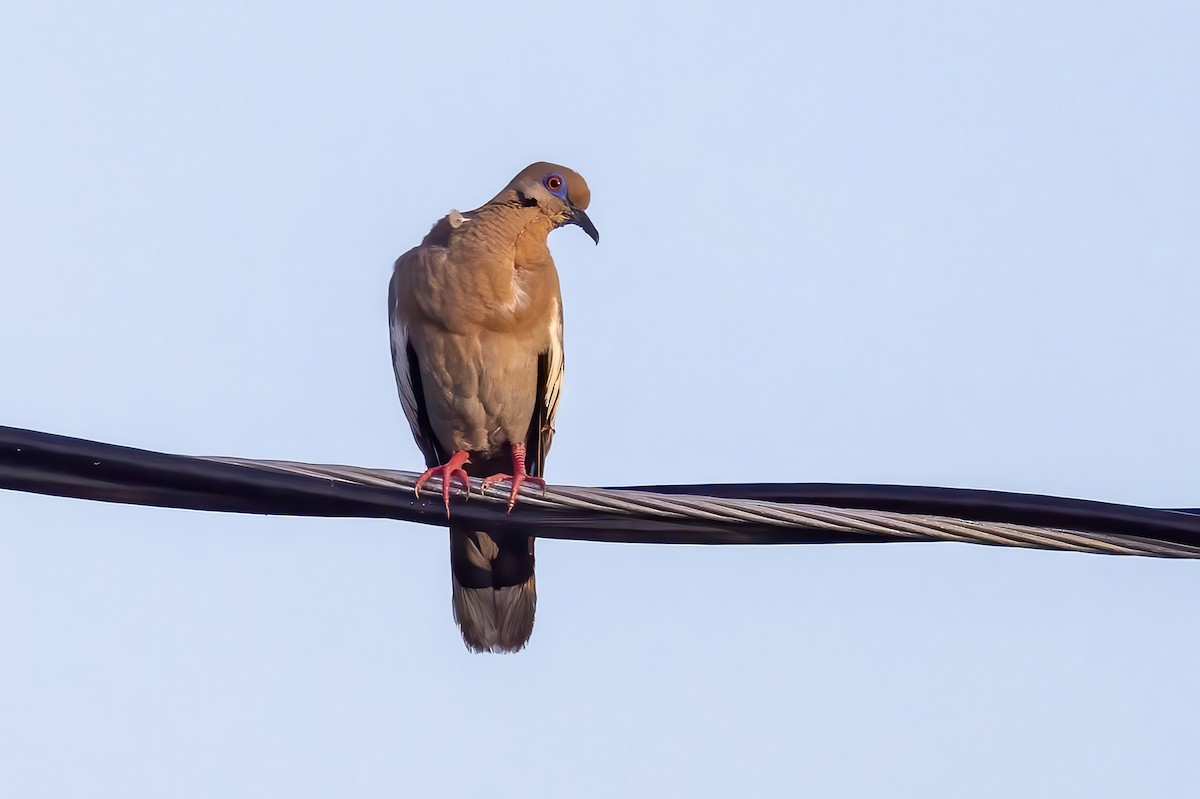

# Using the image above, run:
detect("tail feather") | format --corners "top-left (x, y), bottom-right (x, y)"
top-left (452, 578), bottom-right (536, 653)
top-left (449, 527), bottom-right (536, 653)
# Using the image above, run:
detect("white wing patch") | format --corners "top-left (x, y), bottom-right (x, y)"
top-left (541, 296), bottom-right (565, 457)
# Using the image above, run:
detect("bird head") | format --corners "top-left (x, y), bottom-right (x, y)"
top-left (496, 162), bottom-right (599, 244)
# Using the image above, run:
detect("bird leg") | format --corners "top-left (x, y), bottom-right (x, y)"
top-left (414, 450), bottom-right (472, 515)
top-left (481, 443), bottom-right (546, 513)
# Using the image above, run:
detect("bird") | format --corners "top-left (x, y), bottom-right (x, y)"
top-left (388, 163), bottom-right (598, 653)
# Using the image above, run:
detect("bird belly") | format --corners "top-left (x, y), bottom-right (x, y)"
top-left (422, 332), bottom-right (538, 460)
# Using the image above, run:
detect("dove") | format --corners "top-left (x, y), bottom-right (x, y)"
top-left (389, 163), bottom-right (597, 652)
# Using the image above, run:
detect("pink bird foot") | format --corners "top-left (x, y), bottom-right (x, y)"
top-left (415, 450), bottom-right (472, 516)
top-left (481, 443), bottom-right (546, 512)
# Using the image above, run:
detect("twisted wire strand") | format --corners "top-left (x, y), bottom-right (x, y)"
top-left (204, 457), bottom-right (1200, 559)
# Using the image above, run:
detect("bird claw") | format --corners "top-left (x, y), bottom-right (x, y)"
top-left (481, 472), bottom-right (547, 513)
top-left (414, 451), bottom-right (472, 516)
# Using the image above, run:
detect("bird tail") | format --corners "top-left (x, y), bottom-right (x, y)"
top-left (449, 526), bottom-right (537, 653)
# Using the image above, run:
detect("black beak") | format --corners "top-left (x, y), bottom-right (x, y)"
top-left (566, 207), bottom-right (600, 244)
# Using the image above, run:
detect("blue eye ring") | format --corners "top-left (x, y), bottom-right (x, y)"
top-left (543, 173), bottom-right (566, 196)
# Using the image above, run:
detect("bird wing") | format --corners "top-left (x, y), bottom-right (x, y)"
top-left (388, 247), bottom-right (448, 469)
top-left (526, 295), bottom-right (563, 478)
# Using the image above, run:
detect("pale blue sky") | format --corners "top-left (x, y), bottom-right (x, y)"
top-left (2, 1), bottom-right (1199, 796)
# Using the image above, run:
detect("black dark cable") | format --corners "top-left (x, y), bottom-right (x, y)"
top-left (1, 425), bottom-right (1197, 550)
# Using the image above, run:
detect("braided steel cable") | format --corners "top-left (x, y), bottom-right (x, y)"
top-left (205, 457), bottom-right (1200, 558)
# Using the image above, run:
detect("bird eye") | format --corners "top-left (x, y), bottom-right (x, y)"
top-left (544, 175), bottom-right (564, 192)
